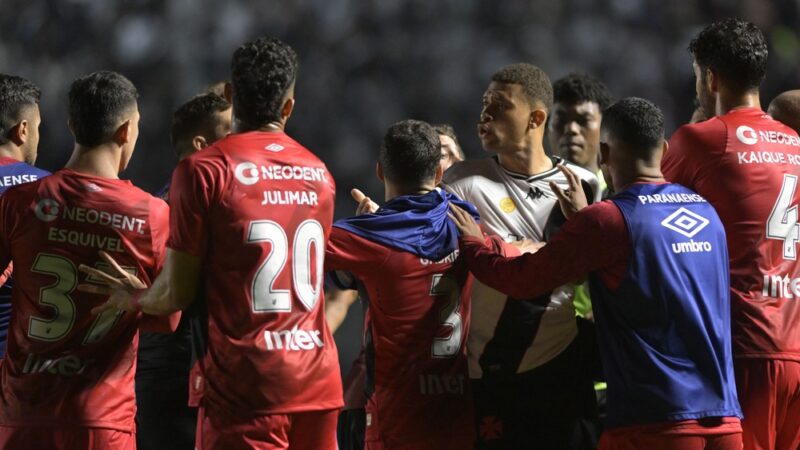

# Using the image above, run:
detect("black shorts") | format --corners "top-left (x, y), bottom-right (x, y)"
top-left (472, 336), bottom-right (599, 450)
top-left (337, 408), bottom-right (366, 450)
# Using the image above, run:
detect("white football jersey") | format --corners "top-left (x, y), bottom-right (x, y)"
top-left (443, 155), bottom-right (599, 378)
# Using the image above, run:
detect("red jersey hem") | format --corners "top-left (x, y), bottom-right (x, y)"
top-left (0, 419), bottom-right (135, 433)
top-left (733, 352), bottom-right (800, 362)
top-left (205, 399), bottom-right (344, 418)
top-left (604, 417), bottom-right (741, 436)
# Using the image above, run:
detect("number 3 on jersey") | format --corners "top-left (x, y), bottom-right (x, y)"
top-left (430, 274), bottom-right (464, 358)
top-left (767, 174), bottom-right (800, 260)
top-left (246, 220), bottom-right (324, 313)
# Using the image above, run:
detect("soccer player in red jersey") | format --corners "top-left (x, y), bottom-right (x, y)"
top-left (326, 119), bottom-right (497, 450)
top-left (662, 19), bottom-right (800, 450)
top-left (136, 93), bottom-right (232, 450)
top-left (0, 70), bottom-right (173, 450)
top-left (84, 37), bottom-right (343, 450)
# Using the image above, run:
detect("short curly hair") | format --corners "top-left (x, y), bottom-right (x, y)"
top-left (491, 63), bottom-right (553, 110)
top-left (231, 37), bottom-right (298, 128)
top-left (380, 120), bottom-right (441, 186)
top-left (689, 18), bottom-right (767, 93)
top-left (0, 74), bottom-right (41, 144)
top-left (602, 97), bottom-right (664, 157)
top-left (553, 73), bottom-right (614, 110)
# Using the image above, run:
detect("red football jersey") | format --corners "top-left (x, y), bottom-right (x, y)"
top-left (326, 227), bottom-right (476, 450)
top-left (167, 130), bottom-right (343, 417)
top-left (663, 108), bottom-right (800, 360)
top-left (0, 169), bottom-right (169, 432)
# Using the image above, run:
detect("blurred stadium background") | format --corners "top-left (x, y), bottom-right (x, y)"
top-left (3, 0), bottom-right (799, 367)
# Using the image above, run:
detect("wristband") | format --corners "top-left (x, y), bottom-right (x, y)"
top-left (130, 289), bottom-right (145, 311)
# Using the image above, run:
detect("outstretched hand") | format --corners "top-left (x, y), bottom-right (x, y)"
top-left (351, 188), bottom-right (379, 215)
top-left (448, 204), bottom-right (482, 239)
top-left (549, 165), bottom-right (588, 220)
top-left (77, 251), bottom-right (147, 314)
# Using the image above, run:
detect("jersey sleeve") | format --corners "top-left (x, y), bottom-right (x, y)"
top-left (459, 201), bottom-right (629, 299)
top-left (166, 154), bottom-right (226, 257)
top-left (663, 120), bottom-right (727, 189)
top-left (325, 227), bottom-right (390, 275)
top-left (148, 197), bottom-right (170, 275)
top-left (0, 189), bottom-right (19, 270)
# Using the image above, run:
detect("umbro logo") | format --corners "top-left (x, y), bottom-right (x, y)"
top-left (265, 143), bottom-right (284, 152)
top-left (661, 207), bottom-right (709, 238)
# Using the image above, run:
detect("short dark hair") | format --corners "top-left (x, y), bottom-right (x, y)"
top-left (0, 74), bottom-right (41, 144)
top-left (380, 120), bottom-right (441, 186)
top-left (432, 123), bottom-right (464, 159)
top-left (602, 97), bottom-right (664, 156)
top-left (552, 73), bottom-right (613, 110)
top-left (231, 37), bottom-right (298, 128)
top-left (689, 18), bottom-right (767, 93)
top-left (491, 63), bottom-right (553, 110)
top-left (68, 71), bottom-right (138, 147)
top-left (170, 93), bottom-right (231, 153)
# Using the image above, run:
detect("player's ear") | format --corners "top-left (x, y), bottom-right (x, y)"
top-left (192, 136), bottom-right (208, 152)
top-left (223, 82), bottom-right (233, 103)
top-left (705, 68), bottom-right (718, 94)
top-left (599, 141), bottom-right (610, 166)
top-left (529, 107), bottom-right (547, 130)
top-left (281, 97), bottom-right (295, 122)
top-left (376, 162), bottom-right (384, 182)
top-left (114, 120), bottom-right (132, 145)
top-left (67, 119), bottom-right (76, 137)
top-left (8, 120), bottom-right (27, 146)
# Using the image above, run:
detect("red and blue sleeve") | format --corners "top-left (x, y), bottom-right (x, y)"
top-left (460, 201), bottom-right (630, 299)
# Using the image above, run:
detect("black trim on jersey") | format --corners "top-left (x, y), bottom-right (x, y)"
top-left (493, 155), bottom-right (565, 182)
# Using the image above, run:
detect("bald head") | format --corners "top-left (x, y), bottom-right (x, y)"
top-left (768, 90), bottom-right (800, 134)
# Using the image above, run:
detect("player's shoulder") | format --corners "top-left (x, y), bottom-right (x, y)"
top-left (443, 157), bottom-right (501, 187)
top-left (671, 117), bottom-right (727, 149)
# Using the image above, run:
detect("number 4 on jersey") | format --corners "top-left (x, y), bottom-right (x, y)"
top-left (767, 174), bottom-right (800, 260)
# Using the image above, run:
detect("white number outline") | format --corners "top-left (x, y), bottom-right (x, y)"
top-left (429, 274), bottom-right (464, 358)
top-left (767, 174), bottom-right (800, 260)
top-left (28, 254), bottom-right (128, 345)
top-left (247, 220), bottom-right (325, 313)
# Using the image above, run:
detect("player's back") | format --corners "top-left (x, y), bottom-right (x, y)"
top-left (663, 108), bottom-right (800, 359)
top-left (0, 169), bottom-right (168, 432)
top-left (168, 130), bottom-right (342, 417)
top-left (326, 217), bottom-right (475, 450)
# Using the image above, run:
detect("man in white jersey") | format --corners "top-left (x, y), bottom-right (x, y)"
top-left (443, 63), bottom-right (599, 450)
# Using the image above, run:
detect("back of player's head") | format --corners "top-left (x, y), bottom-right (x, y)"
top-left (380, 120), bottom-right (441, 186)
top-left (491, 63), bottom-right (553, 110)
top-left (68, 71), bottom-right (138, 147)
top-left (552, 73), bottom-right (613, 110)
top-left (432, 123), bottom-right (464, 160)
top-left (602, 97), bottom-right (664, 158)
top-left (170, 93), bottom-right (231, 155)
top-left (768, 90), bottom-right (800, 134)
top-left (0, 74), bottom-right (41, 144)
top-left (231, 37), bottom-right (298, 128)
top-left (689, 18), bottom-right (767, 93)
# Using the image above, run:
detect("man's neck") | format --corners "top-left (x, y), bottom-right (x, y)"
top-left (64, 144), bottom-right (122, 179)
top-left (234, 120), bottom-right (285, 134)
top-left (716, 91), bottom-right (761, 116)
top-left (0, 145), bottom-right (23, 163)
top-left (496, 143), bottom-right (552, 176)
top-left (384, 183), bottom-right (436, 202)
